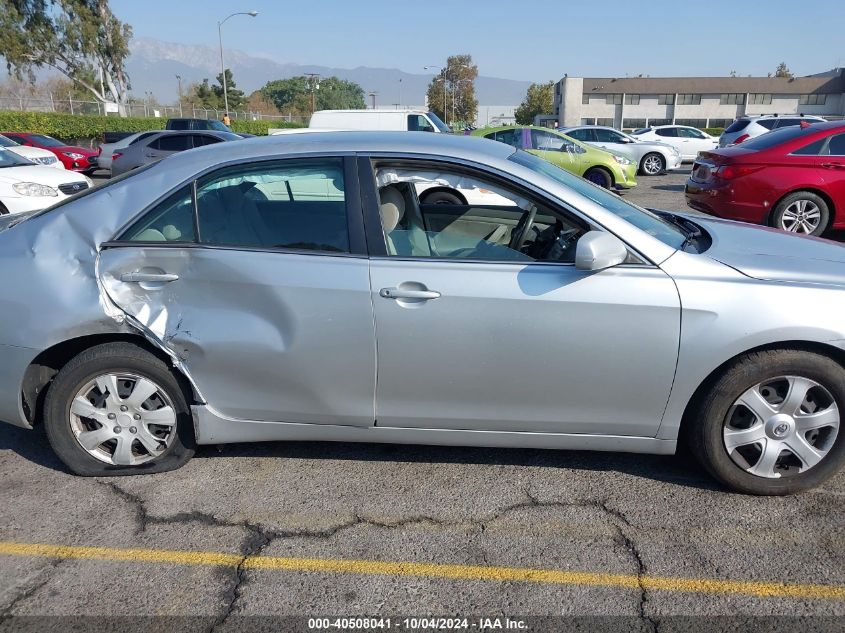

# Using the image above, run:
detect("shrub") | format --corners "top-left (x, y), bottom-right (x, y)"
top-left (703, 128), bottom-right (725, 136)
top-left (0, 111), bottom-right (301, 143)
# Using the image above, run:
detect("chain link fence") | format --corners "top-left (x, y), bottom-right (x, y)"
top-left (0, 95), bottom-right (307, 124)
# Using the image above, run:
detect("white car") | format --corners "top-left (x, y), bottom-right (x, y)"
top-left (0, 148), bottom-right (93, 215)
top-left (631, 125), bottom-right (719, 161)
top-left (561, 126), bottom-right (683, 176)
top-left (0, 134), bottom-right (65, 169)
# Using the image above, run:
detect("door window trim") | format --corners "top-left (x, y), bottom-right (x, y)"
top-left (356, 154), bottom-right (652, 267)
top-left (102, 154), bottom-right (368, 257)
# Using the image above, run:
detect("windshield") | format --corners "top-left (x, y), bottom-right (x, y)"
top-left (739, 125), bottom-right (817, 150)
top-left (0, 147), bottom-right (34, 167)
top-left (208, 120), bottom-right (232, 132)
top-left (508, 150), bottom-right (688, 249)
top-left (427, 111), bottom-right (451, 133)
top-left (28, 134), bottom-right (65, 147)
top-left (0, 134), bottom-right (19, 148)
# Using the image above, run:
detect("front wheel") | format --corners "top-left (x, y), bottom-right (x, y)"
top-left (583, 167), bottom-right (612, 189)
top-left (44, 342), bottom-right (195, 476)
top-left (689, 349), bottom-right (845, 495)
top-left (640, 153), bottom-right (665, 176)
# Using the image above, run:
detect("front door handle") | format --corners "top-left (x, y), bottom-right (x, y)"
top-left (379, 287), bottom-right (441, 300)
top-left (120, 272), bottom-right (179, 283)
top-left (822, 162), bottom-right (845, 170)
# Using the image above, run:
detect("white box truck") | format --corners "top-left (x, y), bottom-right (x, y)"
top-left (269, 109), bottom-right (450, 135)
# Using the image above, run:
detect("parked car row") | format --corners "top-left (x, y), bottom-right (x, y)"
top-left (0, 147), bottom-right (92, 215)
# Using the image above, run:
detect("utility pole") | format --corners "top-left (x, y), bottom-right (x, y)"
top-left (305, 73), bottom-right (320, 115)
top-left (369, 92), bottom-right (378, 109)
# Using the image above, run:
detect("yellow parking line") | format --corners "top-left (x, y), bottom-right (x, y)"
top-left (1, 540), bottom-right (843, 600)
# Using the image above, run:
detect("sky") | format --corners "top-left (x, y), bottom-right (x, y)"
top-left (111, 0), bottom-right (845, 80)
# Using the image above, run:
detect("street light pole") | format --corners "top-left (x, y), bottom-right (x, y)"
top-left (217, 10), bottom-right (258, 117)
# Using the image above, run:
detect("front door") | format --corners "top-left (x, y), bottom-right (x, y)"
top-left (97, 156), bottom-right (376, 426)
top-left (365, 157), bottom-right (681, 437)
top-left (527, 128), bottom-right (583, 175)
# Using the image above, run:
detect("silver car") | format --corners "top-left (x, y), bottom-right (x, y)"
top-left (96, 131), bottom-right (161, 173)
top-left (1, 132), bottom-right (843, 495)
top-left (111, 129), bottom-right (243, 176)
top-left (562, 126), bottom-right (683, 176)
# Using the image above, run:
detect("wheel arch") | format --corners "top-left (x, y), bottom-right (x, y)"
top-left (584, 165), bottom-right (615, 187)
top-left (21, 333), bottom-right (201, 427)
top-left (677, 340), bottom-right (845, 444)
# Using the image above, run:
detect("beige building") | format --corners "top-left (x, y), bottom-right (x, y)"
top-left (549, 69), bottom-right (845, 130)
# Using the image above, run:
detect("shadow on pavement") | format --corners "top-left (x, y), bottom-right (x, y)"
top-left (0, 418), bottom-right (719, 491)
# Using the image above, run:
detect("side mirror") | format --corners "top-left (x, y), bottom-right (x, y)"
top-left (575, 231), bottom-right (628, 271)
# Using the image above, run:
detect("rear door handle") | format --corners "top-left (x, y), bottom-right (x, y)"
top-left (120, 272), bottom-right (179, 283)
top-left (822, 162), bottom-right (845, 169)
top-left (379, 287), bottom-right (441, 300)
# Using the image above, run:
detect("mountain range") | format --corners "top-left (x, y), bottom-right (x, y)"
top-left (127, 37), bottom-right (533, 107)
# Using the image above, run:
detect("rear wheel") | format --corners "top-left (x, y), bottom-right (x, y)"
top-left (583, 167), bottom-right (612, 189)
top-left (689, 349), bottom-right (845, 495)
top-left (771, 192), bottom-right (829, 236)
top-left (640, 153), bottom-right (665, 176)
top-left (44, 342), bottom-right (195, 476)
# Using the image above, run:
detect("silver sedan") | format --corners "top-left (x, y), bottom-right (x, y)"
top-left (0, 132), bottom-right (843, 495)
top-left (562, 126), bottom-right (683, 176)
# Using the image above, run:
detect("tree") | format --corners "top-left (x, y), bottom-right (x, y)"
top-left (0, 0), bottom-right (133, 114)
top-left (514, 81), bottom-right (554, 125)
top-left (775, 62), bottom-right (793, 78)
top-left (246, 90), bottom-right (281, 116)
top-left (425, 54), bottom-right (478, 127)
top-left (259, 76), bottom-right (366, 117)
top-left (212, 68), bottom-right (244, 111)
top-left (190, 79), bottom-right (220, 109)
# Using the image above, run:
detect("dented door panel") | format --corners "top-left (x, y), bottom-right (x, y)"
top-left (97, 246), bottom-right (376, 426)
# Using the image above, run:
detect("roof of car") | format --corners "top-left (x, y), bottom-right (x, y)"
top-left (739, 114), bottom-right (827, 120)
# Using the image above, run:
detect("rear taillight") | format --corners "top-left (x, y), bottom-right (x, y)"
top-left (112, 152), bottom-right (123, 160)
top-left (97, 146), bottom-right (102, 156)
top-left (716, 164), bottom-right (764, 180)
top-left (733, 134), bottom-right (750, 144)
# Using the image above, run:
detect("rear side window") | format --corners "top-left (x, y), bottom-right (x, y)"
top-left (192, 134), bottom-right (222, 147)
top-left (724, 120), bottom-right (750, 133)
top-left (151, 135), bottom-right (191, 151)
top-left (757, 120), bottom-right (778, 131)
top-left (130, 132), bottom-right (158, 145)
top-left (829, 134), bottom-right (845, 156)
top-left (566, 128), bottom-right (594, 142)
top-left (656, 128), bottom-right (678, 138)
top-left (776, 118), bottom-right (801, 128)
top-left (196, 158), bottom-right (349, 252)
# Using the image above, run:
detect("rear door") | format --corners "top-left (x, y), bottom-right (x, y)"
top-left (97, 156), bottom-right (376, 427)
top-left (819, 133), bottom-right (845, 214)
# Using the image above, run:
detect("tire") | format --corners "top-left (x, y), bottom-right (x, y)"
top-left (44, 342), bottom-right (195, 476)
top-left (583, 168), bottom-right (612, 189)
top-left (419, 189), bottom-right (465, 205)
top-left (640, 153), bottom-right (665, 176)
top-left (688, 349), bottom-right (845, 495)
top-left (771, 191), bottom-right (830, 237)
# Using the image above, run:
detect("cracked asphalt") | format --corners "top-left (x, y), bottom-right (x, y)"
top-left (1, 169), bottom-right (844, 631)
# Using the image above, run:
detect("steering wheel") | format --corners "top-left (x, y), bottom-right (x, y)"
top-left (509, 206), bottom-right (537, 251)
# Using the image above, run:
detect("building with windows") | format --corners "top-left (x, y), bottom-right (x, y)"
top-left (548, 69), bottom-right (845, 130)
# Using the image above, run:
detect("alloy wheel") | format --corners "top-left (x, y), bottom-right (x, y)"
top-left (68, 373), bottom-right (178, 466)
top-left (641, 154), bottom-right (663, 175)
top-left (723, 376), bottom-right (839, 478)
top-left (780, 200), bottom-right (821, 234)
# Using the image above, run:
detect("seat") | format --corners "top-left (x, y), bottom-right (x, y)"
top-left (378, 184), bottom-right (431, 257)
top-left (199, 183), bottom-right (273, 247)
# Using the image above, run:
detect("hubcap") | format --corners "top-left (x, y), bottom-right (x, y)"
top-left (643, 155), bottom-right (662, 175)
top-left (723, 376), bottom-right (840, 479)
top-left (68, 373), bottom-right (178, 466)
top-left (781, 200), bottom-right (821, 234)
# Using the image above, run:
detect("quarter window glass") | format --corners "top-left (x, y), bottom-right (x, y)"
top-left (375, 165), bottom-right (587, 263)
top-left (152, 135), bottom-right (190, 151)
top-left (792, 138), bottom-right (828, 156)
top-left (828, 134), bottom-right (845, 156)
top-left (122, 185), bottom-right (196, 242)
top-left (757, 120), bottom-right (778, 130)
top-left (196, 159), bottom-right (349, 252)
top-left (724, 120), bottom-right (751, 133)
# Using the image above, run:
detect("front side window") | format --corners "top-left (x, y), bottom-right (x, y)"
top-left (679, 128), bottom-right (706, 139)
top-left (594, 129), bottom-right (625, 143)
top-left (531, 130), bottom-right (573, 152)
top-left (484, 128), bottom-right (522, 148)
top-left (792, 138), bottom-right (829, 156)
top-left (196, 159), bottom-right (349, 252)
top-left (408, 114), bottom-right (435, 132)
top-left (122, 185), bottom-right (196, 243)
top-left (374, 163), bottom-right (587, 263)
top-left (828, 134), bottom-right (845, 156)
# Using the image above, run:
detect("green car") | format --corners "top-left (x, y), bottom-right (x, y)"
top-left (471, 126), bottom-right (638, 190)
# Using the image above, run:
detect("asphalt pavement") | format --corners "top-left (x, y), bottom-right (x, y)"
top-left (1, 167), bottom-right (844, 632)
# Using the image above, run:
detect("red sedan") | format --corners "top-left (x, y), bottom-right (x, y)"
top-left (1, 132), bottom-right (98, 174)
top-left (685, 121), bottom-right (845, 236)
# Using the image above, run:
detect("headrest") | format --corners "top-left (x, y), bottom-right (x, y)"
top-left (379, 186), bottom-right (405, 232)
